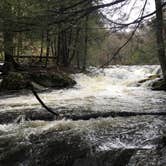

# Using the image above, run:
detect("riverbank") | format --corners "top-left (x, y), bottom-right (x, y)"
top-left (0, 66), bottom-right (77, 93)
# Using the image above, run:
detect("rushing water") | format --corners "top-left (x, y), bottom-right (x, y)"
top-left (0, 65), bottom-right (166, 166)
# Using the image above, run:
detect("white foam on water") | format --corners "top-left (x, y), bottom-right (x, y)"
top-left (0, 65), bottom-right (163, 112)
top-left (0, 65), bottom-right (165, 151)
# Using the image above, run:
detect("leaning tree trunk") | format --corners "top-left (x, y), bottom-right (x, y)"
top-left (155, 0), bottom-right (166, 81)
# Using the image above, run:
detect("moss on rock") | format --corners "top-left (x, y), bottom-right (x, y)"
top-left (0, 70), bottom-right (76, 92)
top-left (0, 72), bottom-right (28, 91)
top-left (30, 71), bottom-right (76, 88)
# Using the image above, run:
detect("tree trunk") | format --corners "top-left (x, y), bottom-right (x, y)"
top-left (62, 31), bottom-right (68, 66)
top-left (2, 30), bottom-right (17, 74)
top-left (69, 28), bottom-right (81, 66)
top-left (155, 0), bottom-right (166, 81)
top-left (57, 27), bottom-right (61, 65)
top-left (39, 31), bottom-right (44, 62)
top-left (76, 51), bottom-right (80, 69)
top-left (82, 16), bottom-right (88, 71)
top-left (1, 1), bottom-right (20, 74)
top-left (16, 32), bottom-right (23, 62)
top-left (45, 30), bottom-right (50, 67)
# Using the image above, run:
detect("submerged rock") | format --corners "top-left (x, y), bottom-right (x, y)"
top-left (0, 125), bottom-right (139, 166)
top-left (136, 74), bottom-right (166, 91)
top-left (0, 127), bottom-right (166, 166)
top-left (0, 130), bottom-right (91, 166)
top-left (28, 132), bottom-right (91, 166)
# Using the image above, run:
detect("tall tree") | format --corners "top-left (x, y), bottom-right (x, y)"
top-left (1, 0), bottom-right (18, 74)
top-left (155, 0), bottom-right (166, 81)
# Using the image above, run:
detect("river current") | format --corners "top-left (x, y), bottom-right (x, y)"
top-left (0, 65), bottom-right (166, 166)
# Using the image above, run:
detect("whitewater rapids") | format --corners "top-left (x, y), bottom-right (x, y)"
top-left (0, 65), bottom-right (166, 166)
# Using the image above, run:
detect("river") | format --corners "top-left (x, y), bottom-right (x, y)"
top-left (0, 65), bottom-right (166, 166)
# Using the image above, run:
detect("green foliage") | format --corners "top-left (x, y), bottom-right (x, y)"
top-left (0, 0), bottom-right (163, 67)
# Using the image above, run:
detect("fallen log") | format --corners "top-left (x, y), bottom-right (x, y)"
top-left (64, 111), bottom-right (166, 121)
top-left (0, 109), bottom-right (54, 124)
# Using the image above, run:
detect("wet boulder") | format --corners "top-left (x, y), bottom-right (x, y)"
top-left (29, 132), bottom-right (91, 166)
top-left (0, 125), bottom-right (166, 166)
top-left (0, 129), bottom-right (136, 166)
top-left (151, 79), bottom-right (166, 91)
top-left (30, 71), bottom-right (76, 89)
top-left (0, 72), bottom-right (28, 91)
top-left (136, 74), bottom-right (166, 91)
top-left (0, 134), bottom-right (31, 166)
top-left (0, 130), bottom-right (90, 166)
top-left (0, 70), bottom-right (76, 92)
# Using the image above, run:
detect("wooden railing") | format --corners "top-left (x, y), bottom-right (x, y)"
top-left (13, 55), bottom-right (55, 59)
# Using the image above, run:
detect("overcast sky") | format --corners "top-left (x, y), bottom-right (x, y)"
top-left (102, 0), bottom-right (155, 23)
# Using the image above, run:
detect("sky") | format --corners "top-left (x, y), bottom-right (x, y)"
top-left (102, 0), bottom-right (156, 24)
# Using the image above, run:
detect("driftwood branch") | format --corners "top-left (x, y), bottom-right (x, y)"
top-left (29, 83), bottom-right (59, 116)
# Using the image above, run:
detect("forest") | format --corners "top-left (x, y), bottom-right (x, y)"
top-left (0, 0), bottom-right (166, 166)
top-left (0, 0), bottom-right (165, 69)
